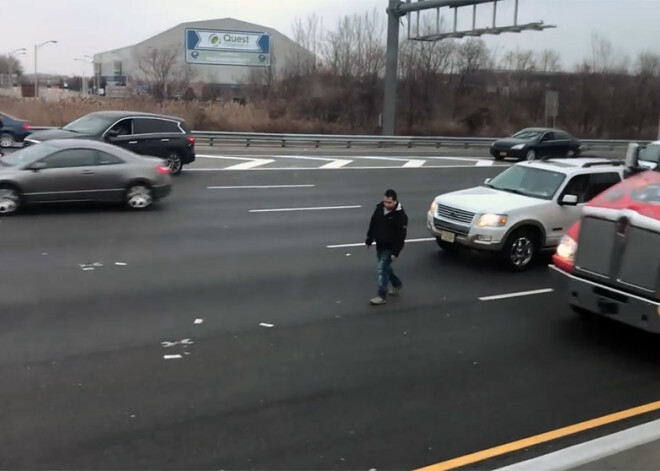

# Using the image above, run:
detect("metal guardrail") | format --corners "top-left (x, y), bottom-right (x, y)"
top-left (190, 131), bottom-right (652, 151)
top-left (24, 127), bottom-right (653, 151)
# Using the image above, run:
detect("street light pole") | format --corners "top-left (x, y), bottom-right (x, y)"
top-left (8, 48), bottom-right (26, 89)
top-left (84, 55), bottom-right (97, 95)
top-left (34, 40), bottom-right (57, 98)
top-left (74, 57), bottom-right (92, 95)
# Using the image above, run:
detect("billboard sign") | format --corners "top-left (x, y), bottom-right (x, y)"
top-left (185, 29), bottom-right (271, 67)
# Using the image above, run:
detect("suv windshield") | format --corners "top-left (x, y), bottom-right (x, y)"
top-left (486, 165), bottom-right (566, 199)
top-left (1, 143), bottom-right (56, 167)
top-left (640, 143), bottom-right (660, 167)
top-left (512, 130), bottom-right (542, 140)
top-left (63, 114), bottom-right (115, 134)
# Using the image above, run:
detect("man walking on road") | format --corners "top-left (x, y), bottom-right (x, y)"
top-left (365, 189), bottom-right (408, 305)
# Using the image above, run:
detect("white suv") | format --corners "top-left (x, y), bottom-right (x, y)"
top-left (427, 158), bottom-right (626, 270)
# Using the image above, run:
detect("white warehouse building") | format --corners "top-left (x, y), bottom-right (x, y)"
top-left (92, 18), bottom-right (314, 96)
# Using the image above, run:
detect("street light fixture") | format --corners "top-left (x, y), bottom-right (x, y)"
top-left (34, 40), bottom-right (58, 98)
top-left (8, 49), bottom-right (27, 88)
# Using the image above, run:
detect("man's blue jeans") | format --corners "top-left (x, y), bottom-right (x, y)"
top-left (377, 249), bottom-right (402, 298)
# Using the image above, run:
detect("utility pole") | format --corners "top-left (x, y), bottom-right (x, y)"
top-left (382, 0), bottom-right (554, 136)
top-left (383, 0), bottom-right (401, 136)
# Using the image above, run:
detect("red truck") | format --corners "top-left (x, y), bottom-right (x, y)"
top-left (551, 145), bottom-right (660, 333)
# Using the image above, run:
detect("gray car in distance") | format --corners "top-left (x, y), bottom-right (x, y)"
top-left (0, 139), bottom-right (171, 215)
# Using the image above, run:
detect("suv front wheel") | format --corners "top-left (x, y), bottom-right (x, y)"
top-left (502, 229), bottom-right (539, 271)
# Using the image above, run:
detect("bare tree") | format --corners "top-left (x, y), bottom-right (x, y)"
top-left (537, 49), bottom-right (561, 73)
top-left (168, 64), bottom-right (197, 99)
top-left (451, 38), bottom-right (492, 119)
top-left (291, 13), bottom-right (323, 72)
top-left (137, 46), bottom-right (180, 102)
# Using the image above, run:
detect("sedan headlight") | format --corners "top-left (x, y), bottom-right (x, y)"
top-left (511, 144), bottom-right (525, 150)
top-left (429, 201), bottom-right (438, 214)
top-left (556, 235), bottom-right (578, 261)
top-left (476, 213), bottom-right (508, 227)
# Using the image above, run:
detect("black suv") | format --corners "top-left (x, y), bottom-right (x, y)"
top-left (24, 111), bottom-right (195, 175)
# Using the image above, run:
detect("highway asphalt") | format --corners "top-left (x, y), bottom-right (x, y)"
top-left (1, 149), bottom-right (658, 470)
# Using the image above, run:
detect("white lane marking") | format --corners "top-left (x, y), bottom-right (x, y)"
top-left (403, 160), bottom-right (426, 168)
top-left (186, 164), bottom-right (509, 172)
top-left (194, 318), bottom-right (204, 325)
top-left (115, 262), bottom-right (127, 266)
top-left (479, 288), bottom-right (554, 301)
top-left (476, 160), bottom-right (495, 167)
top-left (225, 159), bottom-right (274, 170)
top-left (327, 237), bottom-right (435, 249)
top-left (163, 354), bottom-right (182, 360)
top-left (259, 323), bottom-right (274, 328)
top-left (207, 184), bottom-right (315, 190)
top-left (250, 205), bottom-right (362, 213)
top-left (320, 159), bottom-right (352, 169)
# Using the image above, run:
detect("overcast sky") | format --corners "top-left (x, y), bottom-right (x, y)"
top-left (3, 0), bottom-right (658, 76)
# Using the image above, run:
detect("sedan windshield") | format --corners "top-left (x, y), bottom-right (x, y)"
top-left (486, 165), bottom-right (566, 200)
top-left (63, 115), bottom-right (115, 134)
top-left (1, 144), bottom-right (56, 167)
top-left (512, 130), bottom-right (542, 140)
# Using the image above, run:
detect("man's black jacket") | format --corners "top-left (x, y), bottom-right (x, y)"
top-left (365, 202), bottom-right (408, 256)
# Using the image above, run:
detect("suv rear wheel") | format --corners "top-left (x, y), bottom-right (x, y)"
top-left (167, 151), bottom-right (183, 175)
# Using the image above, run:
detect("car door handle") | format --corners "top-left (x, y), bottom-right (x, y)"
top-left (80, 170), bottom-right (95, 175)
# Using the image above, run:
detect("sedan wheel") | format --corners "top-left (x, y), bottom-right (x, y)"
top-left (0, 133), bottom-right (15, 148)
top-left (126, 185), bottom-right (153, 210)
top-left (0, 187), bottom-right (20, 215)
top-left (525, 149), bottom-right (536, 161)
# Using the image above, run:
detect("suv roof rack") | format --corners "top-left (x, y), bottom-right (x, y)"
top-left (582, 160), bottom-right (624, 168)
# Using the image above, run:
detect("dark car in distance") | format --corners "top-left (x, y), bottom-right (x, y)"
top-left (490, 128), bottom-right (581, 161)
top-left (0, 112), bottom-right (33, 148)
top-left (24, 111), bottom-right (195, 174)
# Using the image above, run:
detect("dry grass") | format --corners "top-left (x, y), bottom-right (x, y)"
top-left (0, 96), bottom-right (351, 134)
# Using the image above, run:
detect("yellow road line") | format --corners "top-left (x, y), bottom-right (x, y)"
top-left (415, 399), bottom-right (660, 471)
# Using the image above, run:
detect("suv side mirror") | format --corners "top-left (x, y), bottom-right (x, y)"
top-left (28, 161), bottom-right (47, 172)
top-left (560, 194), bottom-right (578, 206)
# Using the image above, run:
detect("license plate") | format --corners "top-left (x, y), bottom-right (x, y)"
top-left (440, 231), bottom-right (455, 243)
top-left (499, 152), bottom-right (507, 157)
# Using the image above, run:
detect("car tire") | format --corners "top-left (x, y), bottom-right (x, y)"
top-left (436, 237), bottom-right (458, 252)
top-left (502, 228), bottom-right (539, 271)
top-left (125, 183), bottom-right (154, 210)
top-left (567, 148), bottom-right (579, 158)
top-left (524, 149), bottom-right (536, 161)
top-left (0, 184), bottom-right (21, 215)
top-left (166, 151), bottom-right (183, 175)
top-left (0, 133), bottom-right (16, 148)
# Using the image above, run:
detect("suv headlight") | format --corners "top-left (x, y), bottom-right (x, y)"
top-left (511, 144), bottom-right (525, 150)
top-left (429, 201), bottom-right (438, 214)
top-left (556, 235), bottom-right (578, 261)
top-left (476, 213), bottom-right (508, 227)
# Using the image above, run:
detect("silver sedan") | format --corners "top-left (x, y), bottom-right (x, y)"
top-left (0, 139), bottom-right (171, 215)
